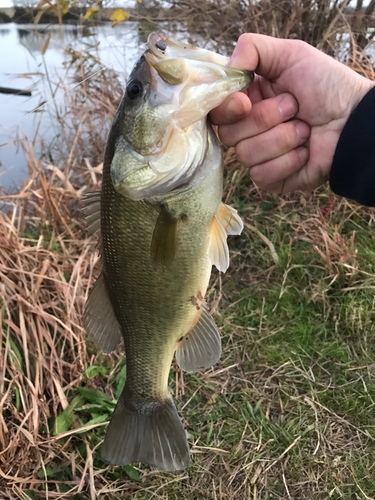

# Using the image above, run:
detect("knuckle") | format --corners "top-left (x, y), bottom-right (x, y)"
top-left (288, 39), bottom-right (310, 53)
top-left (238, 33), bottom-right (254, 46)
top-left (252, 103), bottom-right (270, 131)
top-left (235, 140), bottom-right (252, 166)
top-left (276, 123), bottom-right (298, 151)
top-left (251, 149), bottom-right (304, 188)
top-left (288, 148), bottom-right (302, 168)
top-left (218, 125), bottom-right (231, 146)
top-left (249, 166), bottom-right (264, 184)
top-left (251, 160), bottom-right (280, 186)
top-left (252, 177), bottom-right (279, 192)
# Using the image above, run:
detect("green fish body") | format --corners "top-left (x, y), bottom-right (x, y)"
top-left (83, 32), bottom-right (253, 471)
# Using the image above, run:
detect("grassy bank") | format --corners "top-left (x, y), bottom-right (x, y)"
top-left (1, 6), bottom-right (375, 499)
top-left (2, 153), bottom-right (375, 499)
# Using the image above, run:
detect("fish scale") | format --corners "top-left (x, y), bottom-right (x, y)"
top-left (101, 130), bottom-right (222, 399)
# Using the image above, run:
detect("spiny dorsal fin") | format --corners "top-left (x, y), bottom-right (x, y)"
top-left (175, 307), bottom-right (221, 373)
top-left (82, 191), bottom-right (101, 238)
top-left (150, 205), bottom-right (178, 269)
top-left (217, 202), bottom-right (243, 235)
top-left (209, 203), bottom-right (243, 272)
top-left (83, 274), bottom-right (122, 354)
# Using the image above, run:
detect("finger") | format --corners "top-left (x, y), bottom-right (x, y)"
top-left (228, 33), bottom-right (309, 80)
top-left (209, 92), bottom-right (252, 125)
top-left (236, 120), bottom-right (310, 167)
top-left (219, 93), bottom-right (298, 146)
top-left (249, 147), bottom-right (309, 189)
top-left (281, 163), bottom-right (329, 193)
top-left (246, 75), bottom-right (264, 104)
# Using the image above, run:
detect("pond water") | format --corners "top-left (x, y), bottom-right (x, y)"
top-left (0, 22), bottom-right (199, 191)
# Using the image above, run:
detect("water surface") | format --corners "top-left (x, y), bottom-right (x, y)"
top-left (0, 22), bottom-right (156, 190)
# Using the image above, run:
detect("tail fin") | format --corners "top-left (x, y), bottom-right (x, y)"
top-left (102, 390), bottom-right (190, 472)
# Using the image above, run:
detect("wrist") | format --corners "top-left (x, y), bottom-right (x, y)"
top-left (330, 84), bottom-right (375, 206)
top-left (347, 76), bottom-right (375, 118)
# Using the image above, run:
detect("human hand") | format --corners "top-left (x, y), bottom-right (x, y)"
top-left (210, 34), bottom-right (374, 192)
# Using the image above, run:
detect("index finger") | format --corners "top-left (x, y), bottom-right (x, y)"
top-left (209, 91), bottom-right (252, 125)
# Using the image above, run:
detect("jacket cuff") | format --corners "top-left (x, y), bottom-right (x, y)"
top-left (330, 85), bottom-right (375, 207)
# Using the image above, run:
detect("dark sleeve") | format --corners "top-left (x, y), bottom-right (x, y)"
top-left (329, 86), bottom-right (375, 207)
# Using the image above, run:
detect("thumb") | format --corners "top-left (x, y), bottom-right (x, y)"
top-left (228, 34), bottom-right (296, 80)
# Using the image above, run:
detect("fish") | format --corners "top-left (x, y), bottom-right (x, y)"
top-left (82, 32), bottom-right (253, 472)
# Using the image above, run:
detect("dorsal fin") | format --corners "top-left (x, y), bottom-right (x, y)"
top-left (82, 191), bottom-right (101, 239)
top-left (175, 307), bottom-right (221, 373)
top-left (83, 274), bottom-right (122, 354)
top-left (209, 202), bottom-right (243, 272)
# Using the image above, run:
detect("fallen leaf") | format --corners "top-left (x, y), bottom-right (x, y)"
top-left (83, 6), bottom-right (99, 19)
top-left (110, 8), bottom-right (129, 27)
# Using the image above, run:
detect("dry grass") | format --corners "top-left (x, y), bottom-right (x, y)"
top-left (1, 8), bottom-right (375, 499)
top-left (169, 0), bottom-right (375, 62)
top-left (0, 148), bottom-right (98, 498)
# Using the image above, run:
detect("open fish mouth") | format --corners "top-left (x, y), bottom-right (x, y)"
top-left (110, 32), bottom-right (253, 201)
top-left (145, 32), bottom-right (254, 129)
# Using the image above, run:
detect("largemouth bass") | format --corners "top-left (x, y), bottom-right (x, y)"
top-left (83, 32), bottom-right (253, 472)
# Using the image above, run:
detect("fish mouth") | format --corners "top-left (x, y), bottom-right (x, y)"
top-left (147, 32), bottom-right (230, 66)
top-left (111, 34), bottom-right (254, 202)
top-left (145, 32), bottom-right (254, 129)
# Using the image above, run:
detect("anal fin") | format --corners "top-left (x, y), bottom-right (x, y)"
top-left (176, 307), bottom-right (221, 373)
top-left (83, 274), bottom-right (122, 354)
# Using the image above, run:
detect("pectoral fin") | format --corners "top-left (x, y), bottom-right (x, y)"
top-left (209, 203), bottom-right (243, 272)
top-left (150, 205), bottom-right (178, 269)
top-left (176, 307), bottom-right (221, 373)
top-left (83, 274), bottom-right (122, 354)
top-left (208, 215), bottom-right (229, 272)
top-left (217, 202), bottom-right (243, 235)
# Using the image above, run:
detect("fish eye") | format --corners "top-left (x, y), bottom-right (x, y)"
top-left (126, 80), bottom-right (143, 100)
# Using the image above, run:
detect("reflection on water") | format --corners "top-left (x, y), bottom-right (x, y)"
top-left (0, 28), bottom-right (11, 37)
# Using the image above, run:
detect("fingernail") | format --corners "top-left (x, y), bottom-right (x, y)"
top-left (279, 95), bottom-right (297, 119)
top-left (295, 121), bottom-right (310, 140)
top-left (227, 97), bottom-right (245, 119)
top-left (297, 147), bottom-right (309, 162)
